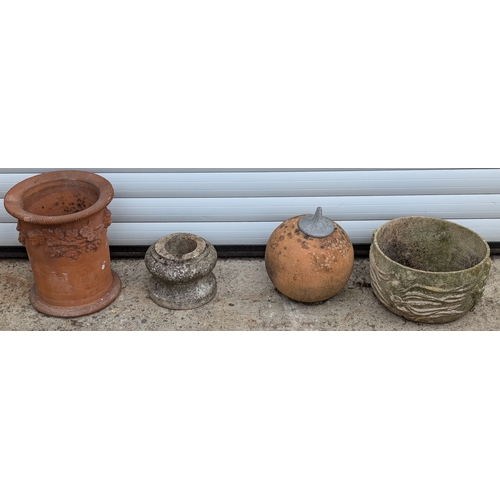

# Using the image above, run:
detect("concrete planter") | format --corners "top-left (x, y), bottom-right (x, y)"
top-left (370, 216), bottom-right (491, 323)
top-left (145, 233), bottom-right (217, 310)
top-left (265, 208), bottom-right (354, 303)
top-left (3, 170), bottom-right (121, 317)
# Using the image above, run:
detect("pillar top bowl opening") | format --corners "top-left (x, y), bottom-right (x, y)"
top-left (165, 237), bottom-right (198, 257)
top-left (154, 233), bottom-right (207, 262)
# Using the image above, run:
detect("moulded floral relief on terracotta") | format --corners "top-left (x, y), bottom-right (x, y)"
top-left (17, 208), bottom-right (112, 260)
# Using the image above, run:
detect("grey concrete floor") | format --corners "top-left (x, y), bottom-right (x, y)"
top-left (1, 257), bottom-right (499, 331)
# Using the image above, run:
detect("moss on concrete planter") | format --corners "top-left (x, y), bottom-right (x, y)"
top-left (369, 217), bottom-right (491, 324)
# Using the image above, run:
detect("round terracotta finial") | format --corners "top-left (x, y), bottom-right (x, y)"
top-left (265, 209), bottom-right (354, 303)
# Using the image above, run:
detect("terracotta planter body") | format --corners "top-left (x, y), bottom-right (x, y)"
top-left (265, 210), bottom-right (354, 303)
top-left (370, 216), bottom-right (491, 323)
top-left (145, 233), bottom-right (218, 310)
top-left (4, 170), bottom-right (121, 317)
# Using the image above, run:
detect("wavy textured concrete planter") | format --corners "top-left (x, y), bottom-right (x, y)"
top-left (265, 208), bottom-right (354, 303)
top-left (145, 233), bottom-right (217, 310)
top-left (370, 217), bottom-right (491, 324)
top-left (3, 170), bottom-right (121, 317)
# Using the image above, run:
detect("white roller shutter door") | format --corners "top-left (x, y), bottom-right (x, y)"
top-left (1, 168), bottom-right (499, 247)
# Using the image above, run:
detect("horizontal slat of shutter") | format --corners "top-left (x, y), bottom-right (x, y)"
top-left (2, 194), bottom-right (499, 223)
top-left (1, 169), bottom-right (500, 198)
top-left (1, 219), bottom-right (499, 246)
top-left (92, 194), bottom-right (500, 222)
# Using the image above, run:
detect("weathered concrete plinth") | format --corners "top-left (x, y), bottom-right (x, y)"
top-left (145, 233), bottom-right (217, 310)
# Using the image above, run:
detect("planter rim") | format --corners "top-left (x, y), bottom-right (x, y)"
top-left (371, 216), bottom-right (491, 276)
top-left (3, 170), bottom-right (114, 226)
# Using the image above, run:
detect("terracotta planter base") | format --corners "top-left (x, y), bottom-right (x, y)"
top-left (29, 270), bottom-right (122, 318)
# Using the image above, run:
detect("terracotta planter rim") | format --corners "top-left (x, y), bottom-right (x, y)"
top-left (3, 170), bottom-right (114, 226)
top-left (372, 216), bottom-right (490, 276)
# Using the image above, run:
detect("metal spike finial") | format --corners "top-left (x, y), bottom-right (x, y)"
top-left (298, 207), bottom-right (335, 238)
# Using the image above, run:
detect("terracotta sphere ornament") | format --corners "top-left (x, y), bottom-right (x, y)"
top-left (265, 208), bottom-right (354, 303)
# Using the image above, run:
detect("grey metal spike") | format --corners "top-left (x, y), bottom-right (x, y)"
top-left (298, 207), bottom-right (335, 238)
